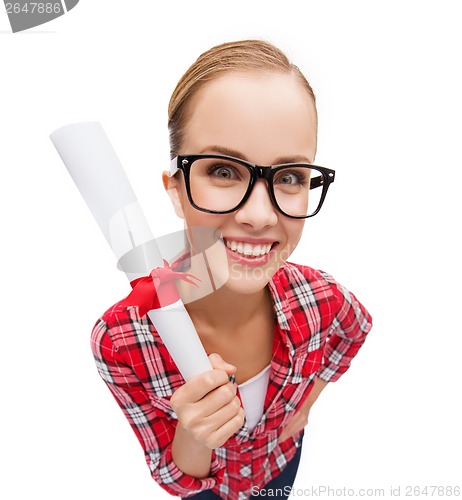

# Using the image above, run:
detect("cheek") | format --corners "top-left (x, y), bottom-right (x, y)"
top-left (181, 203), bottom-right (231, 250)
top-left (280, 220), bottom-right (305, 257)
top-left (177, 184), bottom-right (227, 230)
top-left (183, 204), bottom-right (222, 228)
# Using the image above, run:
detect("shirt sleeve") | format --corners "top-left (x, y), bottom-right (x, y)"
top-left (316, 271), bottom-right (373, 382)
top-left (90, 317), bottom-right (225, 497)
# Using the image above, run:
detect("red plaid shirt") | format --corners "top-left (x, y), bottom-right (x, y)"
top-left (91, 262), bottom-right (372, 499)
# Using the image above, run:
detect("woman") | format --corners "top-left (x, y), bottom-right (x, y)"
top-left (91, 39), bottom-right (372, 499)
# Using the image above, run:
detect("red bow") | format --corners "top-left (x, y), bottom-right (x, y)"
top-left (120, 260), bottom-right (200, 317)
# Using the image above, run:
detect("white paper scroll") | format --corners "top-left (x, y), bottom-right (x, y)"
top-left (50, 121), bottom-right (213, 380)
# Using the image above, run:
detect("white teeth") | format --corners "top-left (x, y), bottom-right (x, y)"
top-left (225, 239), bottom-right (273, 257)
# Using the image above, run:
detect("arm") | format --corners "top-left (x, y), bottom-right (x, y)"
top-left (278, 269), bottom-right (372, 443)
top-left (90, 317), bottom-right (232, 496)
top-left (278, 377), bottom-right (328, 443)
top-left (303, 376), bottom-right (329, 409)
top-left (317, 272), bottom-right (373, 383)
top-left (170, 353), bottom-right (245, 478)
top-left (172, 425), bottom-right (213, 479)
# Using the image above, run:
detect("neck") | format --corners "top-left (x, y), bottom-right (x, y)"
top-left (184, 284), bottom-right (271, 333)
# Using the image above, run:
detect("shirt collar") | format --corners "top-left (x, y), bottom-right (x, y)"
top-left (268, 265), bottom-right (303, 361)
top-left (268, 274), bottom-right (293, 331)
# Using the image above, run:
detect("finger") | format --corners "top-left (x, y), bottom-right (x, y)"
top-left (173, 368), bottom-right (230, 405)
top-left (196, 382), bottom-right (237, 419)
top-left (278, 413), bottom-right (307, 443)
top-left (208, 407), bottom-right (246, 448)
top-left (278, 427), bottom-right (290, 443)
top-left (208, 353), bottom-right (237, 377)
top-left (177, 393), bottom-right (241, 442)
top-left (201, 395), bottom-right (242, 430)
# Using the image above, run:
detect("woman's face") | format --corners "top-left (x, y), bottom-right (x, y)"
top-left (164, 71), bottom-right (318, 295)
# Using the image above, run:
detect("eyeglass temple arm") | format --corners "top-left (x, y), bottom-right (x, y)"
top-left (310, 170), bottom-right (335, 190)
top-left (169, 157), bottom-right (179, 176)
top-left (310, 176), bottom-right (324, 190)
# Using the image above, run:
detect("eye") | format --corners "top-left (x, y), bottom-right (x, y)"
top-left (279, 173), bottom-right (297, 184)
top-left (207, 164), bottom-right (240, 180)
top-left (274, 170), bottom-right (308, 186)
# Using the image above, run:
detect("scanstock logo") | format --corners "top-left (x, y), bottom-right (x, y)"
top-left (3, 0), bottom-right (79, 32)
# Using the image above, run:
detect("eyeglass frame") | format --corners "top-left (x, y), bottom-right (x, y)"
top-left (169, 154), bottom-right (336, 219)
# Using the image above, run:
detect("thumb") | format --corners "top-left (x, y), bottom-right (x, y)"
top-left (208, 353), bottom-right (236, 377)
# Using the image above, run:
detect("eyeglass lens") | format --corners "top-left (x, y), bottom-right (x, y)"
top-left (188, 157), bottom-right (324, 217)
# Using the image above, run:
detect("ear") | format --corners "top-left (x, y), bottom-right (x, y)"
top-left (162, 171), bottom-right (185, 219)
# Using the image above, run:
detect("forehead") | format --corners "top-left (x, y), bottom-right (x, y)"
top-left (182, 71), bottom-right (317, 163)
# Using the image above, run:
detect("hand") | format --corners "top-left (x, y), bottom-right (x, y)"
top-left (278, 408), bottom-right (309, 443)
top-left (170, 353), bottom-right (245, 449)
top-left (277, 378), bottom-right (329, 443)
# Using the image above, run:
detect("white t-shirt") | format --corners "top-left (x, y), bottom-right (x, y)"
top-left (238, 365), bottom-right (271, 432)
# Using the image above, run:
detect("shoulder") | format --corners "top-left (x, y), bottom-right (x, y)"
top-left (91, 299), bottom-right (161, 363)
top-left (272, 262), bottom-right (372, 326)
top-left (91, 300), bottom-right (182, 396)
top-left (275, 261), bottom-right (359, 298)
top-left (268, 262), bottom-right (337, 335)
top-left (272, 261), bottom-right (338, 303)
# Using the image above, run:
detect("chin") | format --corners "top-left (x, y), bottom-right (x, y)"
top-left (221, 277), bottom-right (270, 295)
top-left (223, 261), bottom-right (280, 295)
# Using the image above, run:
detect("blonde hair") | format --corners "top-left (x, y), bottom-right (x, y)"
top-left (168, 39), bottom-right (317, 158)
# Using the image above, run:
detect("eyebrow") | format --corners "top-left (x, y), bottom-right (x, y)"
top-left (199, 145), bottom-right (313, 165)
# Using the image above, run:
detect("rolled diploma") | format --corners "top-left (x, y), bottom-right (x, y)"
top-left (50, 121), bottom-right (212, 381)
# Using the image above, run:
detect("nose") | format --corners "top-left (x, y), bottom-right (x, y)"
top-left (234, 179), bottom-right (278, 229)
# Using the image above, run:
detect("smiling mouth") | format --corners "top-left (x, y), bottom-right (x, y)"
top-left (224, 238), bottom-right (276, 258)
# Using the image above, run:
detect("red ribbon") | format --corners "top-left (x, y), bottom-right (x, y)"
top-left (119, 260), bottom-right (200, 317)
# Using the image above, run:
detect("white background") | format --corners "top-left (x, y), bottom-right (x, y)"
top-left (1, 1), bottom-right (461, 498)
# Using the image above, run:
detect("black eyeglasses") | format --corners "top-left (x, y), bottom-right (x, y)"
top-left (169, 154), bottom-right (335, 219)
